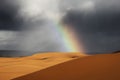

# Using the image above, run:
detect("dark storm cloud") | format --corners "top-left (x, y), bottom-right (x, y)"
top-left (0, 0), bottom-right (23, 31)
top-left (62, 0), bottom-right (120, 54)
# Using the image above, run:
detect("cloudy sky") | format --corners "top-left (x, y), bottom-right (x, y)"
top-left (0, 0), bottom-right (65, 56)
top-left (0, 0), bottom-right (120, 56)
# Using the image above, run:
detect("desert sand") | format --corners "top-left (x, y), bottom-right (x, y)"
top-left (0, 52), bottom-right (120, 80)
top-left (13, 53), bottom-right (120, 80)
top-left (0, 52), bottom-right (85, 80)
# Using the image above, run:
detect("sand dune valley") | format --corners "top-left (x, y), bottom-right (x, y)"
top-left (0, 52), bottom-right (120, 80)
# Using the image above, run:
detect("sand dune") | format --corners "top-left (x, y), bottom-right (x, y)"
top-left (0, 52), bottom-right (85, 80)
top-left (13, 53), bottom-right (120, 80)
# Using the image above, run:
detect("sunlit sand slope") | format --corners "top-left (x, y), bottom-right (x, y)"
top-left (0, 52), bottom-right (85, 80)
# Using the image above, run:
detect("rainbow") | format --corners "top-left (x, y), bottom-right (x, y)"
top-left (48, 14), bottom-right (85, 54)
top-left (54, 21), bottom-right (85, 53)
